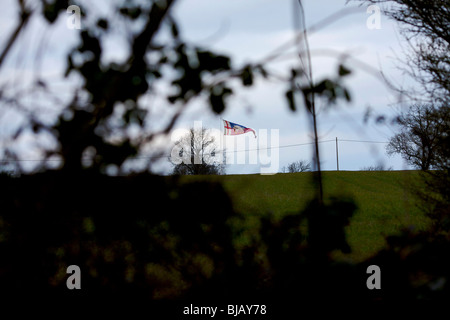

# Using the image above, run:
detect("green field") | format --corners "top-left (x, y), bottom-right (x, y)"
top-left (178, 170), bottom-right (432, 263)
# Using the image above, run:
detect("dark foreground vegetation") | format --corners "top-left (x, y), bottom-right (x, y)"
top-left (1, 171), bottom-right (449, 315)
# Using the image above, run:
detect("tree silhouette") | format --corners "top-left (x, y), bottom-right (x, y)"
top-left (357, 0), bottom-right (450, 236)
top-left (355, 0), bottom-right (450, 104)
top-left (282, 160), bottom-right (311, 173)
top-left (387, 104), bottom-right (446, 170)
top-left (170, 128), bottom-right (224, 175)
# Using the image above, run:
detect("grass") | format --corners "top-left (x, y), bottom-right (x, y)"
top-left (176, 170), bottom-right (432, 263)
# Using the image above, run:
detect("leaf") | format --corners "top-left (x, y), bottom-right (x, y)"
top-left (79, 31), bottom-right (102, 58)
top-left (363, 107), bottom-right (372, 124)
top-left (97, 19), bottom-right (108, 30)
top-left (376, 115), bottom-right (386, 124)
top-left (171, 21), bottom-right (180, 39)
top-left (197, 50), bottom-right (231, 72)
top-left (290, 68), bottom-right (298, 79)
top-left (210, 93), bottom-right (225, 114)
top-left (343, 88), bottom-right (351, 102)
top-left (241, 65), bottom-right (253, 87)
top-left (286, 90), bottom-right (296, 112)
top-left (167, 95), bottom-right (178, 104)
top-left (209, 85), bottom-right (232, 114)
top-left (151, 70), bottom-right (162, 78)
top-left (119, 6), bottom-right (142, 20)
top-left (338, 64), bottom-right (351, 77)
top-left (43, 0), bottom-right (69, 23)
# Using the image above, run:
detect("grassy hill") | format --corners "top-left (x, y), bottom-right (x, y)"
top-left (177, 170), bottom-right (431, 263)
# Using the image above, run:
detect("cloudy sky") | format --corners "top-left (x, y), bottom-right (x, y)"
top-left (0, 0), bottom-right (417, 174)
top-left (168, 0), bottom-right (415, 174)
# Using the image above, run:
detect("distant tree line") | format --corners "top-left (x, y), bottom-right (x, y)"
top-left (360, 164), bottom-right (393, 171)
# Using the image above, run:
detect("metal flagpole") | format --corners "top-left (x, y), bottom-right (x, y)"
top-left (336, 137), bottom-right (339, 171)
top-left (220, 117), bottom-right (226, 170)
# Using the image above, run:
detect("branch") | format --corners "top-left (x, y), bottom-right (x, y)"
top-left (0, 1), bottom-right (32, 68)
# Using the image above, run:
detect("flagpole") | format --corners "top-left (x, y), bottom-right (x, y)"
top-left (336, 137), bottom-right (339, 171)
top-left (220, 117), bottom-right (225, 172)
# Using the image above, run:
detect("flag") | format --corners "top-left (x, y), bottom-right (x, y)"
top-left (223, 120), bottom-right (256, 138)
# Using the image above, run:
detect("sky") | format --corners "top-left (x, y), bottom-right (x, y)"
top-left (0, 0), bottom-right (417, 175)
top-left (166, 0), bottom-right (414, 174)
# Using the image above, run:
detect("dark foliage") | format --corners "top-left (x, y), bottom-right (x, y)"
top-left (2, 171), bottom-right (449, 313)
top-left (0, 173), bottom-right (362, 307)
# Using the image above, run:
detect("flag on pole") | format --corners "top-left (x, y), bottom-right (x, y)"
top-left (223, 120), bottom-right (256, 138)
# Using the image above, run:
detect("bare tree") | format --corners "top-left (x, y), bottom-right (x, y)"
top-left (386, 104), bottom-right (446, 170)
top-left (170, 128), bottom-right (225, 175)
top-left (360, 164), bottom-right (393, 171)
top-left (282, 160), bottom-right (311, 173)
top-left (355, 1), bottom-right (450, 231)
top-left (354, 0), bottom-right (450, 104)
